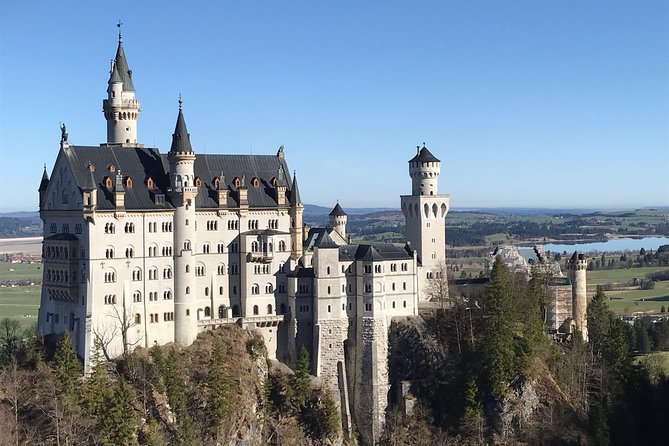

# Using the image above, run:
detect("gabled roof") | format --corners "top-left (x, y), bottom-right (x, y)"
top-left (60, 145), bottom-right (296, 210)
top-left (329, 202), bottom-right (347, 217)
top-left (409, 145), bottom-right (440, 163)
top-left (337, 243), bottom-right (413, 262)
top-left (111, 41), bottom-right (135, 92)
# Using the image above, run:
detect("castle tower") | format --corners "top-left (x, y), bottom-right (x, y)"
top-left (167, 99), bottom-right (198, 345)
top-left (38, 164), bottom-right (49, 211)
top-left (400, 144), bottom-right (450, 300)
top-left (102, 28), bottom-right (141, 145)
top-left (289, 171), bottom-right (304, 262)
top-left (568, 252), bottom-right (588, 341)
top-left (327, 202), bottom-right (347, 239)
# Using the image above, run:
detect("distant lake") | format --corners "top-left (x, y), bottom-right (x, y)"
top-left (541, 237), bottom-right (669, 254)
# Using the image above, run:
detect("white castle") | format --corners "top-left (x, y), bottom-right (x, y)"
top-left (37, 31), bottom-right (450, 444)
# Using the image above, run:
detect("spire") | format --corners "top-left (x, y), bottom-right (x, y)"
top-left (110, 25), bottom-right (135, 92)
top-left (289, 171), bottom-right (302, 205)
top-left (169, 98), bottom-right (193, 153)
top-left (38, 164), bottom-right (50, 192)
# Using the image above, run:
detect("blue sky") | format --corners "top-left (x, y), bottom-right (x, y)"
top-left (1, 1), bottom-right (667, 212)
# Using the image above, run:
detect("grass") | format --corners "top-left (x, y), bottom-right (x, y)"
top-left (0, 285), bottom-right (41, 330)
top-left (604, 281), bottom-right (669, 315)
top-left (634, 352), bottom-right (669, 377)
top-left (0, 261), bottom-right (43, 283)
top-left (586, 266), bottom-right (669, 286)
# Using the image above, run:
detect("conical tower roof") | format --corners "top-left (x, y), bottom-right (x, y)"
top-left (409, 144), bottom-right (440, 163)
top-left (329, 202), bottom-right (347, 217)
top-left (110, 40), bottom-right (135, 92)
top-left (169, 100), bottom-right (193, 153)
top-left (289, 171), bottom-right (302, 205)
top-left (38, 165), bottom-right (49, 192)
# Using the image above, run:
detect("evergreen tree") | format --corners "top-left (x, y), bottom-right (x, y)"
top-left (161, 347), bottom-right (195, 444)
top-left (52, 331), bottom-right (82, 395)
top-left (480, 255), bottom-right (515, 399)
top-left (287, 347), bottom-right (312, 410)
top-left (463, 375), bottom-right (482, 418)
top-left (102, 376), bottom-right (137, 446)
top-left (85, 341), bottom-right (112, 421)
top-left (207, 344), bottom-right (235, 441)
top-left (321, 390), bottom-right (341, 440)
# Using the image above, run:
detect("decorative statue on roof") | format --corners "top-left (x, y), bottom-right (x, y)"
top-left (60, 123), bottom-right (68, 143)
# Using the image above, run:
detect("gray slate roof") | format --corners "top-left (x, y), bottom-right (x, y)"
top-left (409, 146), bottom-right (440, 163)
top-left (338, 243), bottom-right (413, 262)
top-left (111, 42), bottom-right (135, 92)
top-left (329, 202), bottom-right (347, 216)
top-left (61, 145), bottom-right (295, 211)
top-left (169, 108), bottom-right (193, 153)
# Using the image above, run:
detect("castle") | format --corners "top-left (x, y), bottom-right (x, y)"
top-left (36, 31), bottom-right (449, 444)
top-left (484, 245), bottom-right (588, 340)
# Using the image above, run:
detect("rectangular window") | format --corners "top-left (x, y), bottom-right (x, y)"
top-left (75, 224), bottom-right (82, 234)
top-left (50, 223), bottom-right (57, 233)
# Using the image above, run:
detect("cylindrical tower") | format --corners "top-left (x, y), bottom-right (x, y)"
top-left (102, 33), bottom-right (140, 145)
top-left (568, 252), bottom-right (588, 341)
top-left (289, 172), bottom-right (304, 262)
top-left (328, 202), bottom-right (347, 239)
top-left (409, 144), bottom-right (440, 196)
top-left (168, 100), bottom-right (198, 345)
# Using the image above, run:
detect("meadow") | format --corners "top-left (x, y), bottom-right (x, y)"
top-left (0, 262), bottom-right (41, 329)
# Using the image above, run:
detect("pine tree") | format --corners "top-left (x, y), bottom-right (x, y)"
top-left (85, 341), bottom-right (112, 421)
top-left (322, 391), bottom-right (341, 440)
top-left (52, 331), bottom-right (82, 395)
top-left (480, 255), bottom-right (515, 400)
top-left (102, 376), bottom-right (137, 446)
top-left (207, 344), bottom-right (235, 441)
top-left (463, 375), bottom-right (482, 418)
top-left (287, 347), bottom-right (311, 410)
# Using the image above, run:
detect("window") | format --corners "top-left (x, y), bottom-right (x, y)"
top-left (104, 294), bottom-right (117, 305)
top-left (217, 264), bottom-right (225, 275)
top-left (403, 300), bottom-right (407, 308)
top-left (253, 305), bottom-right (259, 315)
top-left (50, 223), bottom-right (57, 233)
top-left (184, 240), bottom-right (191, 250)
top-left (327, 286), bottom-right (331, 295)
top-left (163, 267), bottom-right (172, 279)
top-left (104, 272), bottom-right (116, 283)
top-left (267, 304), bottom-right (273, 315)
top-left (375, 265), bottom-right (382, 273)
top-left (365, 283), bottom-right (372, 293)
top-left (125, 247), bottom-right (134, 258)
top-left (148, 268), bottom-right (157, 280)
top-left (202, 243), bottom-right (210, 254)
top-left (327, 305), bottom-right (331, 313)
top-left (392, 301), bottom-right (396, 308)
top-left (219, 286), bottom-right (223, 295)
top-left (61, 190), bottom-right (69, 204)
top-left (133, 291), bottom-right (141, 303)
top-left (164, 312), bottom-right (174, 322)
top-left (251, 284), bottom-right (260, 295)
top-left (163, 290), bottom-right (172, 300)
top-left (403, 282), bottom-right (407, 290)
top-left (195, 265), bottom-right (205, 276)
top-left (185, 287), bottom-right (190, 295)
top-left (218, 305), bottom-right (226, 318)
top-left (278, 240), bottom-right (286, 252)
top-left (105, 223), bottom-right (115, 234)
top-left (135, 314), bottom-right (141, 324)
top-left (62, 224), bottom-right (69, 233)
top-left (280, 303), bottom-right (287, 314)
top-left (105, 248), bottom-right (114, 259)
top-left (149, 292), bottom-right (157, 301)
top-left (125, 222), bottom-right (135, 233)
top-left (364, 265), bottom-right (372, 274)
top-left (365, 303), bottom-right (372, 312)
top-left (205, 287), bottom-right (209, 296)
top-left (326, 266), bottom-right (331, 275)
top-left (204, 306), bottom-right (211, 317)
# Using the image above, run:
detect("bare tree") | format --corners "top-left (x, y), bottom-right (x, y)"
top-left (93, 293), bottom-right (142, 362)
top-left (425, 261), bottom-right (450, 309)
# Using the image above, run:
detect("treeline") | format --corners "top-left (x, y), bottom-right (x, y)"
top-left (0, 322), bottom-right (340, 445)
top-left (383, 260), bottom-right (669, 445)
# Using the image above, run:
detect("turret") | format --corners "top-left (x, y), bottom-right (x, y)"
top-left (167, 98), bottom-right (198, 346)
top-left (38, 164), bottom-right (49, 211)
top-left (102, 28), bottom-right (141, 146)
top-left (289, 171), bottom-right (304, 261)
top-left (568, 252), bottom-right (588, 341)
top-left (409, 144), bottom-right (440, 196)
top-left (327, 202), bottom-right (347, 239)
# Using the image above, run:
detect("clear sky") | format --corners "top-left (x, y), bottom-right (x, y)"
top-left (1, 1), bottom-right (667, 212)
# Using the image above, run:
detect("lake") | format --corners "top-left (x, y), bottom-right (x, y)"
top-left (542, 237), bottom-right (669, 254)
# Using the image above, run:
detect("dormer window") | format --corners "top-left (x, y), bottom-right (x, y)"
top-left (146, 177), bottom-right (154, 188)
top-left (270, 177), bottom-right (277, 186)
top-left (103, 176), bottom-right (113, 189)
top-left (212, 177), bottom-right (220, 189)
top-left (251, 177), bottom-right (260, 187)
top-left (232, 177), bottom-right (241, 188)
top-left (194, 177), bottom-right (202, 187)
top-left (124, 176), bottom-right (133, 188)
top-left (107, 164), bottom-right (116, 173)
top-left (88, 163), bottom-right (95, 172)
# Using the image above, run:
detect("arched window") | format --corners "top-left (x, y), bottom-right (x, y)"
top-left (251, 284), bottom-right (260, 295)
top-left (327, 305), bottom-right (331, 313)
top-left (218, 305), bottom-right (226, 318)
top-left (251, 177), bottom-right (260, 187)
top-left (135, 314), bottom-right (141, 324)
top-left (232, 305), bottom-right (240, 317)
top-left (194, 177), bottom-right (202, 187)
top-left (185, 286), bottom-right (190, 295)
top-left (279, 240), bottom-right (286, 252)
top-left (204, 306), bottom-right (211, 317)
top-left (326, 266), bottom-right (331, 275)
top-left (253, 305), bottom-right (259, 315)
top-left (267, 304), bottom-right (273, 315)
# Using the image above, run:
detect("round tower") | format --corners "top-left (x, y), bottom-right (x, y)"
top-left (328, 201), bottom-right (347, 239)
top-left (409, 144), bottom-right (440, 196)
top-left (568, 252), bottom-right (588, 341)
top-left (102, 29), bottom-right (140, 145)
top-left (288, 171), bottom-right (304, 263)
top-left (167, 98), bottom-right (198, 346)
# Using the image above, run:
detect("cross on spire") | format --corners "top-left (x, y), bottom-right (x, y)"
top-left (117, 19), bottom-right (123, 42)
top-left (178, 93), bottom-right (183, 110)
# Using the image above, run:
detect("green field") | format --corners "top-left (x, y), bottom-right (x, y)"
top-left (0, 285), bottom-right (41, 330)
top-left (0, 261), bottom-right (43, 282)
top-left (634, 352), bottom-right (669, 378)
top-left (0, 262), bottom-right (42, 329)
top-left (586, 266), bottom-right (669, 287)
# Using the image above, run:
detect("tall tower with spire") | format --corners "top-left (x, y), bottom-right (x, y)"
top-left (102, 24), bottom-right (141, 145)
top-left (400, 144), bottom-right (450, 300)
top-left (168, 99), bottom-right (198, 345)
